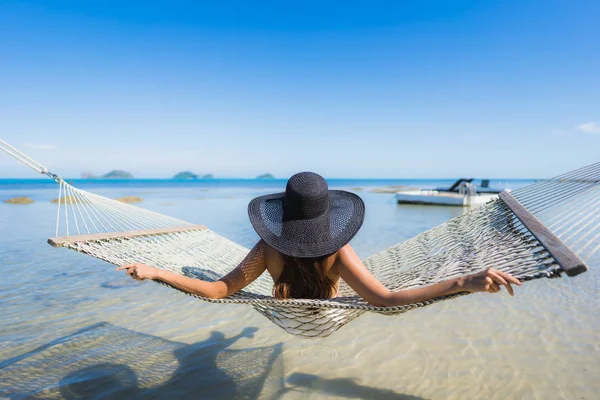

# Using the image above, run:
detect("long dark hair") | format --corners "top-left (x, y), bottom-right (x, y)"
top-left (273, 254), bottom-right (337, 299)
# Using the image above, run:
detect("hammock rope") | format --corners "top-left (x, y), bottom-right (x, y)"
top-left (1, 139), bottom-right (598, 338)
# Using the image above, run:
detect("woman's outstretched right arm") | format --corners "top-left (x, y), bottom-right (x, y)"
top-left (117, 240), bottom-right (267, 299)
top-left (337, 244), bottom-right (521, 307)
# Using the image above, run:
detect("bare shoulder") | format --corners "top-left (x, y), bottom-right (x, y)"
top-left (261, 241), bottom-right (284, 278)
top-left (261, 241), bottom-right (278, 259)
top-left (333, 244), bottom-right (361, 271)
top-left (337, 244), bottom-right (359, 262)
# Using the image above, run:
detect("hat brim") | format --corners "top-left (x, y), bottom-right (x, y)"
top-left (248, 190), bottom-right (365, 258)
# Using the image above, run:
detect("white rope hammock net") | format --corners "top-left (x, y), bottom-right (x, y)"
top-left (1, 139), bottom-right (598, 338)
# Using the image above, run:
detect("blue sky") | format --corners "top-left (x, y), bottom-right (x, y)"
top-left (1, 0), bottom-right (598, 179)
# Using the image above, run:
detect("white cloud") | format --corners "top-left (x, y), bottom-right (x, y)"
top-left (577, 122), bottom-right (600, 134)
top-left (24, 143), bottom-right (58, 150)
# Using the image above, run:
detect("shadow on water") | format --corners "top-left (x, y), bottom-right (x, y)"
top-left (280, 373), bottom-right (425, 399)
top-left (0, 322), bottom-right (426, 400)
top-left (0, 323), bottom-right (281, 400)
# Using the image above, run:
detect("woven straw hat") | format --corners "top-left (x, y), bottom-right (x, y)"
top-left (248, 172), bottom-right (365, 258)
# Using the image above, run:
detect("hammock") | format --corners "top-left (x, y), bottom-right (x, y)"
top-left (1, 140), bottom-right (598, 338)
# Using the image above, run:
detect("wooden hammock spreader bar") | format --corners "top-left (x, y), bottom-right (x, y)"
top-left (499, 191), bottom-right (588, 277)
top-left (48, 225), bottom-right (207, 248)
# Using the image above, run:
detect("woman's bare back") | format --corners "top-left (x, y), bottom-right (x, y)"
top-left (263, 244), bottom-right (341, 297)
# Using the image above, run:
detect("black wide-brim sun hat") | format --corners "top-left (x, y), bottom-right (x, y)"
top-left (248, 172), bottom-right (365, 258)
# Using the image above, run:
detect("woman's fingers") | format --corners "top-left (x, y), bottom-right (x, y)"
top-left (489, 270), bottom-right (514, 296)
top-left (501, 281), bottom-right (514, 296)
top-left (489, 281), bottom-right (500, 293)
top-left (116, 264), bottom-right (141, 280)
top-left (498, 270), bottom-right (522, 286)
top-left (489, 270), bottom-right (508, 286)
top-left (117, 264), bottom-right (138, 272)
top-left (490, 269), bottom-right (522, 296)
top-left (485, 277), bottom-right (499, 293)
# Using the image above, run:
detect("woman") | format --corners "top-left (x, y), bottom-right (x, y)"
top-left (119, 172), bottom-right (520, 306)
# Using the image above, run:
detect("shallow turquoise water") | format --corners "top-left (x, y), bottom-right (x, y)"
top-left (1, 179), bottom-right (598, 399)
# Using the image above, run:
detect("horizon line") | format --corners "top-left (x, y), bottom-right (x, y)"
top-left (0, 176), bottom-right (541, 181)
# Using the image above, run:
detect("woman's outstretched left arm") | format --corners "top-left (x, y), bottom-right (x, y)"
top-left (337, 244), bottom-right (521, 307)
top-left (117, 240), bottom-right (267, 299)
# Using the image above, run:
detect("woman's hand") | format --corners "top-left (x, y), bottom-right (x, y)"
top-left (461, 268), bottom-right (522, 296)
top-left (117, 263), bottom-right (159, 281)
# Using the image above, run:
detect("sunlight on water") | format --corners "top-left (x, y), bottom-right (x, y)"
top-left (1, 182), bottom-right (598, 399)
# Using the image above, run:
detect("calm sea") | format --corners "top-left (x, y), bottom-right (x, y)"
top-left (1, 178), bottom-right (598, 399)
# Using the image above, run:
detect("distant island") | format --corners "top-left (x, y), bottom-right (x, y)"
top-left (174, 171), bottom-right (198, 180)
top-left (173, 171), bottom-right (215, 179)
top-left (80, 170), bottom-right (133, 179)
top-left (256, 173), bottom-right (275, 179)
top-left (102, 170), bottom-right (133, 179)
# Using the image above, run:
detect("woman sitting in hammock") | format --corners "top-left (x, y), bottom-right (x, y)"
top-left (119, 172), bottom-right (521, 306)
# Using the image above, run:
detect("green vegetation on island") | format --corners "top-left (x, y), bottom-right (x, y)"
top-left (174, 171), bottom-right (199, 180)
top-left (202, 174), bottom-right (214, 179)
top-left (102, 170), bottom-right (133, 179)
top-left (256, 173), bottom-right (275, 179)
